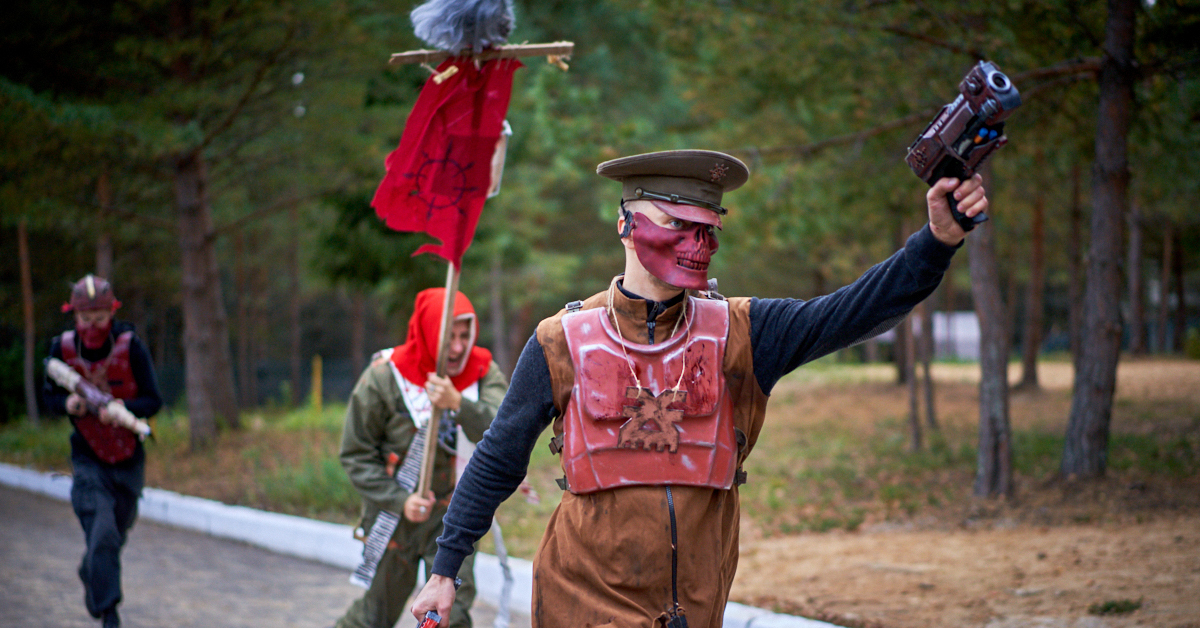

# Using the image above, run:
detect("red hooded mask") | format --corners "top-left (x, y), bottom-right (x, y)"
top-left (391, 288), bottom-right (492, 390)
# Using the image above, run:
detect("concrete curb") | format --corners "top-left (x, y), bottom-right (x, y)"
top-left (0, 462), bottom-right (839, 628)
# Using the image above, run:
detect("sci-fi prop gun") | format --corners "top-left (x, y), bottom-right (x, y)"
top-left (45, 357), bottom-right (152, 440)
top-left (905, 60), bottom-right (1022, 232)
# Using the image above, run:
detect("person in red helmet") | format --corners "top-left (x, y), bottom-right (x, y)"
top-left (43, 274), bottom-right (163, 628)
top-left (334, 288), bottom-right (509, 628)
top-left (411, 149), bottom-right (988, 627)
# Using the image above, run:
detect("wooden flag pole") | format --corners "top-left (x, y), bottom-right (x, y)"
top-left (415, 262), bottom-right (462, 499)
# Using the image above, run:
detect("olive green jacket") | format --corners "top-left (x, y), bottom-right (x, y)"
top-left (339, 358), bottom-right (508, 531)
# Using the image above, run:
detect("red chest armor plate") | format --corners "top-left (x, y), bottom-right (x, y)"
top-left (560, 298), bottom-right (737, 494)
top-left (62, 330), bottom-right (140, 464)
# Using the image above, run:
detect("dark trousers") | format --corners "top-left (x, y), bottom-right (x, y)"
top-left (70, 446), bottom-right (144, 618)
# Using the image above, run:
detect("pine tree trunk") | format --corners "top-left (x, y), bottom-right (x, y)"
top-left (894, 222), bottom-right (910, 385)
top-left (235, 231), bottom-right (252, 408)
top-left (1127, 202), bottom-right (1145, 354)
top-left (1019, 186), bottom-right (1046, 388)
top-left (905, 315), bottom-right (921, 452)
top-left (18, 219), bottom-right (40, 425)
top-left (920, 301), bottom-right (937, 430)
top-left (1172, 231), bottom-right (1185, 352)
top-left (1069, 165), bottom-right (1085, 366)
top-left (289, 204), bottom-right (302, 407)
top-left (96, 170), bottom-right (114, 279)
top-left (175, 151), bottom-right (240, 448)
top-left (970, 171), bottom-right (1013, 498)
top-left (490, 257), bottom-right (513, 374)
top-left (350, 291), bottom-right (367, 376)
top-left (1063, 0), bottom-right (1136, 479)
top-left (1157, 224), bottom-right (1173, 353)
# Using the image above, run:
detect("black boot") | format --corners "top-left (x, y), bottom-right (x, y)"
top-left (101, 609), bottom-right (119, 628)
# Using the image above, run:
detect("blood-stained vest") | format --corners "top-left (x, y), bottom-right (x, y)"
top-left (61, 330), bottom-right (140, 464)
top-left (559, 297), bottom-right (738, 494)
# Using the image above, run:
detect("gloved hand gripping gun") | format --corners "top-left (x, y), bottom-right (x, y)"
top-left (905, 61), bottom-right (1022, 232)
top-left (45, 357), bottom-right (152, 440)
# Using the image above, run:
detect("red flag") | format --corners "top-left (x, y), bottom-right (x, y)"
top-left (372, 57), bottom-right (522, 269)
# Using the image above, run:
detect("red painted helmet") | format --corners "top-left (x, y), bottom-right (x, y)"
top-left (62, 274), bottom-right (121, 313)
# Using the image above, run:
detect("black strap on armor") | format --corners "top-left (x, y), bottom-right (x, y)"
top-left (548, 434), bottom-right (563, 454)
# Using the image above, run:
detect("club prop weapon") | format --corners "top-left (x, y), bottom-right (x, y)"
top-left (45, 357), bottom-right (152, 439)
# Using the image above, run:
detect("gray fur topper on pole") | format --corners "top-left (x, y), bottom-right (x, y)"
top-left (411, 0), bottom-right (515, 54)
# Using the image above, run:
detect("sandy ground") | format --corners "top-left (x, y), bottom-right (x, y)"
top-left (72, 358), bottom-right (1198, 628)
top-left (734, 516), bottom-right (1199, 628)
top-left (729, 359), bottom-right (1200, 628)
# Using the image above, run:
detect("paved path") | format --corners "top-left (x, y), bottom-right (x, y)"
top-left (0, 484), bottom-right (528, 628)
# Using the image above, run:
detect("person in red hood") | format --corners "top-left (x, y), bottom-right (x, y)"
top-left (333, 288), bottom-right (509, 628)
top-left (43, 274), bottom-right (163, 628)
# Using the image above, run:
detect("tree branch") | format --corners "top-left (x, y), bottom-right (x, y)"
top-left (734, 110), bottom-right (935, 162)
top-left (879, 25), bottom-right (986, 60)
top-left (198, 23), bottom-right (296, 153)
top-left (74, 197), bottom-right (175, 231)
top-left (740, 57), bottom-right (1105, 163)
top-left (211, 179), bottom-right (352, 241)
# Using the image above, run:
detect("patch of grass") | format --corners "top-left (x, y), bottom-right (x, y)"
top-left (0, 419), bottom-right (72, 468)
top-left (260, 456), bottom-right (360, 519)
top-left (1109, 433), bottom-right (1198, 477)
top-left (275, 404), bottom-right (346, 432)
top-left (1012, 430), bottom-right (1063, 476)
top-left (1088, 598), bottom-right (1143, 615)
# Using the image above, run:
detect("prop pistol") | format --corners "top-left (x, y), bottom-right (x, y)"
top-left (45, 357), bottom-right (152, 439)
top-left (905, 60), bottom-right (1022, 232)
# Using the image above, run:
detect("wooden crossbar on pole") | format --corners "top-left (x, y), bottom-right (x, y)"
top-left (389, 41), bottom-right (574, 66)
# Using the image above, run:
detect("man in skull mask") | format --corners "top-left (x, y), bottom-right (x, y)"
top-left (412, 149), bottom-right (988, 627)
top-left (334, 288), bottom-right (508, 628)
top-left (43, 275), bottom-right (163, 628)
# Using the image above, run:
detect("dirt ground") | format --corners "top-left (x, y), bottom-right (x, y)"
top-left (128, 359), bottom-right (1200, 628)
top-left (730, 359), bottom-right (1200, 628)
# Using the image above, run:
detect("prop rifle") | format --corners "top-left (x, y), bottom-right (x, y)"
top-left (45, 357), bottom-right (152, 439)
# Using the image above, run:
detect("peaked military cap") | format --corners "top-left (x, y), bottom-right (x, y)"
top-left (597, 150), bottom-right (749, 228)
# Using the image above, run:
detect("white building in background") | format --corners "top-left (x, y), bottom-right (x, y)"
top-left (874, 311), bottom-right (981, 361)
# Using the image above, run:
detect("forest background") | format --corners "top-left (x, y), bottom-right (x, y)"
top-left (1, 0), bottom-right (1199, 478)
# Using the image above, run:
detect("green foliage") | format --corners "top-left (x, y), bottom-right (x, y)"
top-left (1088, 598), bottom-right (1143, 616)
top-left (1185, 328), bottom-right (1200, 360)
top-left (0, 419), bottom-right (72, 467)
top-left (0, 336), bottom-right (28, 424)
top-left (1109, 432), bottom-right (1198, 477)
top-left (259, 457), bottom-right (360, 519)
